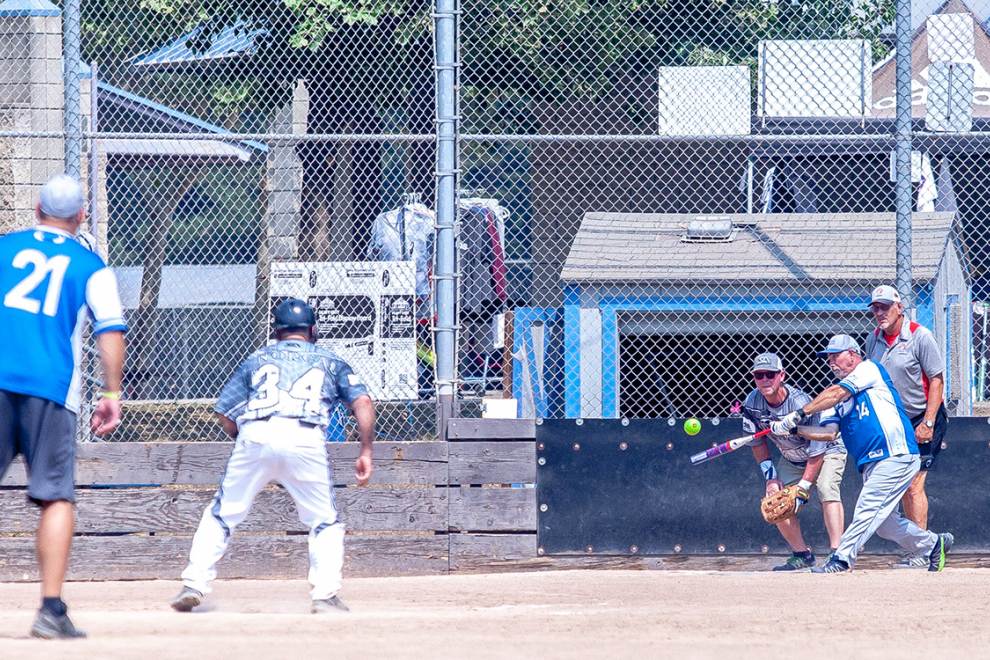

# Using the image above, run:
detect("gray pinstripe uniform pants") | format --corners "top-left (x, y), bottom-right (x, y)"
top-left (835, 454), bottom-right (938, 566)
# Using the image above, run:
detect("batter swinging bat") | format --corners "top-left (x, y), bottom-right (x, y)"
top-left (690, 429), bottom-right (770, 465)
top-left (689, 425), bottom-right (835, 465)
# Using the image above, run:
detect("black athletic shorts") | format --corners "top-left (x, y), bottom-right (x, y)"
top-left (0, 390), bottom-right (78, 503)
top-left (910, 404), bottom-right (947, 472)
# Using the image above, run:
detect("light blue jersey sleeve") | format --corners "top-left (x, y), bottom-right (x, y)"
top-left (215, 357), bottom-right (254, 420)
top-left (328, 358), bottom-right (370, 405)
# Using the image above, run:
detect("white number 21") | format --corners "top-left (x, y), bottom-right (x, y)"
top-left (3, 249), bottom-right (71, 316)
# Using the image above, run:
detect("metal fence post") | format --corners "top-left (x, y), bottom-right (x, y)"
top-left (894, 0), bottom-right (913, 308)
top-left (62, 0), bottom-right (82, 178)
top-left (434, 0), bottom-right (459, 439)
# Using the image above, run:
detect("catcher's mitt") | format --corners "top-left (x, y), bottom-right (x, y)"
top-left (760, 484), bottom-right (810, 524)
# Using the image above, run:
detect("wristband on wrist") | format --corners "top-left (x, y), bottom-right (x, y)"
top-left (100, 391), bottom-right (121, 400)
top-left (797, 479), bottom-right (813, 491)
top-left (760, 459), bottom-right (777, 482)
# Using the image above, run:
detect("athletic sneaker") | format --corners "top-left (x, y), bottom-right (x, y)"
top-left (928, 532), bottom-right (954, 572)
top-left (170, 586), bottom-right (204, 612)
top-left (772, 552), bottom-right (815, 571)
top-left (311, 595), bottom-right (350, 613)
top-left (811, 557), bottom-right (850, 574)
top-left (892, 552), bottom-right (928, 569)
top-left (31, 609), bottom-right (86, 639)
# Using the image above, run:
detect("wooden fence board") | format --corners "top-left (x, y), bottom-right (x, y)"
top-left (0, 487), bottom-right (448, 534)
top-left (0, 442), bottom-right (448, 487)
top-left (448, 486), bottom-right (536, 531)
top-left (448, 442), bottom-right (535, 485)
top-left (0, 534), bottom-right (449, 582)
top-left (447, 418), bottom-right (535, 439)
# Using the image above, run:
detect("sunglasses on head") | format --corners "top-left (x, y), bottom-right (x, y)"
top-left (753, 371), bottom-right (780, 381)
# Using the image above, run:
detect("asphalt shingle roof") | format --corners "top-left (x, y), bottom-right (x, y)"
top-left (561, 213), bottom-right (957, 283)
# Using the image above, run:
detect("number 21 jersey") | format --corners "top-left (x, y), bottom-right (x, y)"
top-left (0, 226), bottom-right (127, 411)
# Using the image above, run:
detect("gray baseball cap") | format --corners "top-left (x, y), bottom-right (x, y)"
top-left (817, 334), bottom-right (862, 356)
top-left (39, 174), bottom-right (84, 219)
top-left (751, 352), bottom-right (783, 373)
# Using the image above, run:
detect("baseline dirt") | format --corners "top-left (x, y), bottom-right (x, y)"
top-left (1, 569), bottom-right (986, 659)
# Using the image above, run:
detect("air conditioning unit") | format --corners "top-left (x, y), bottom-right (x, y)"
top-left (658, 66), bottom-right (751, 136)
top-left (757, 39), bottom-right (872, 118)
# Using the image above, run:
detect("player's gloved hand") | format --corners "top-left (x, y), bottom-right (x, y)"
top-left (793, 479), bottom-right (812, 513)
top-left (770, 409), bottom-right (806, 435)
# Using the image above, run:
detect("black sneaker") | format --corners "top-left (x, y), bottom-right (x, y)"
top-left (31, 608), bottom-right (86, 639)
top-left (311, 595), bottom-right (350, 613)
top-left (772, 552), bottom-right (815, 571)
top-left (811, 557), bottom-right (850, 574)
top-left (928, 532), bottom-right (954, 572)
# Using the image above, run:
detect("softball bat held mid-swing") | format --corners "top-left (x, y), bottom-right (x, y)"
top-left (689, 428), bottom-right (771, 465)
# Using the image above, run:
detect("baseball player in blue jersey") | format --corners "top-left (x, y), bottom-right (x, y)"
top-left (0, 174), bottom-right (128, 639)
top-left (770, 335), bottom-right (953, 573)
top-left (170, 298), bottom-right (375, 613)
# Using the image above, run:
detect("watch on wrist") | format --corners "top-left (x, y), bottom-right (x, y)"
top-left (924, 419), bottom-right (935, 429)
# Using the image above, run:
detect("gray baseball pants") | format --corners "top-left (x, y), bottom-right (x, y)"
top-left (835, 454), bottom-right (937, 566)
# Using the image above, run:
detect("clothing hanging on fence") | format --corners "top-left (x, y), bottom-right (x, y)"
top-left (366, 201), bottom-right (435, 301)
top-left (457, 198), bottom-right (509, 314)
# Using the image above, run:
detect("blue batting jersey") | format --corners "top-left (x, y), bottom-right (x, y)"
top-left (216, 340), bottom-right (370, 429)
top-left (0, 226), bottom-right (127, 411)
top-left (821, 359), bottom-right (918, 470)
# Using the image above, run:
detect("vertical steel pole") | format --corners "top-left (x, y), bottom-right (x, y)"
top-left (88, 61), bottom-right (99, 234)
top-left (434, 0), bottom-right (459, 439)
top-left (894, 0), bottom-right (913, 307)
top-left (63, 0), bottom-right (82, 177)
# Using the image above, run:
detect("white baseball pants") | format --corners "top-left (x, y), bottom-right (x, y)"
top-left (834, 454), bottom-right (937, 567)
top-left (181, 418), bottom-right (345, 599)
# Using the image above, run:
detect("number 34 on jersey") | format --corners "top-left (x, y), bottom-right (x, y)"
top-left (247, 365), bottom-right (326, 417)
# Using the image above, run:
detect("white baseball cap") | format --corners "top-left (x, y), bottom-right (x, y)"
top-left (869, 285), bottom-right (901, 308)
top-left (39, 174), bottom-right (84, 219)
top-left (817, 334), bottom-right (862, 356)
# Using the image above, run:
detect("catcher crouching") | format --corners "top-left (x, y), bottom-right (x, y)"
top-left (742, 352), bottom-right (847, 571)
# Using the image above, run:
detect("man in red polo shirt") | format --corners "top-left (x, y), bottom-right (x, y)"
top-left (864, 285), bottom-right (947, 569)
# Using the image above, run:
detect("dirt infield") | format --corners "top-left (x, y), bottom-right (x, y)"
top-left (1, 568), bottom-right (988, 659)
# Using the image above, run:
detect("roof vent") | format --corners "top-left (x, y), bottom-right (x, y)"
top-left (682, 217), bottom-right (735, 243)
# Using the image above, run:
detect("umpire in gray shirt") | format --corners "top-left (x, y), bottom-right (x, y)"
top-left (865, 285), bottom-right (947, 567)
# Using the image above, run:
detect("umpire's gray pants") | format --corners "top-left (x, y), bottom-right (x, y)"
top-left (835, 454), bottom-right (937, 567)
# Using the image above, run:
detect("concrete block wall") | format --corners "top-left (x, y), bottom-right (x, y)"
top-left (0, 8), bottom-right (65, 233)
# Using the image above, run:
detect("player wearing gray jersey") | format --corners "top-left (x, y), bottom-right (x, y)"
top-left (170, 298), bottom-right (375, 614)
top-left (741, 352), bottom-right (846, 571)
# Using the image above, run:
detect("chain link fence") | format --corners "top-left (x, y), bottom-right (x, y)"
top-left (0, 0), bottom-right (987, 442)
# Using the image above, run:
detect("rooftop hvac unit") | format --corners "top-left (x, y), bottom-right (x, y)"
top-left (927, 13), bottom-right (975, 63)
top-left (757, 39), bottom-right (872, 118)
top-left (657, 66), bottom-right (751, 136)
top-left (927, 61), bottom-right (975, 132)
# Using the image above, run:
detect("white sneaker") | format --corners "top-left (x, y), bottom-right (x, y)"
top-left (892, 553), bottom-right (928, 569)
